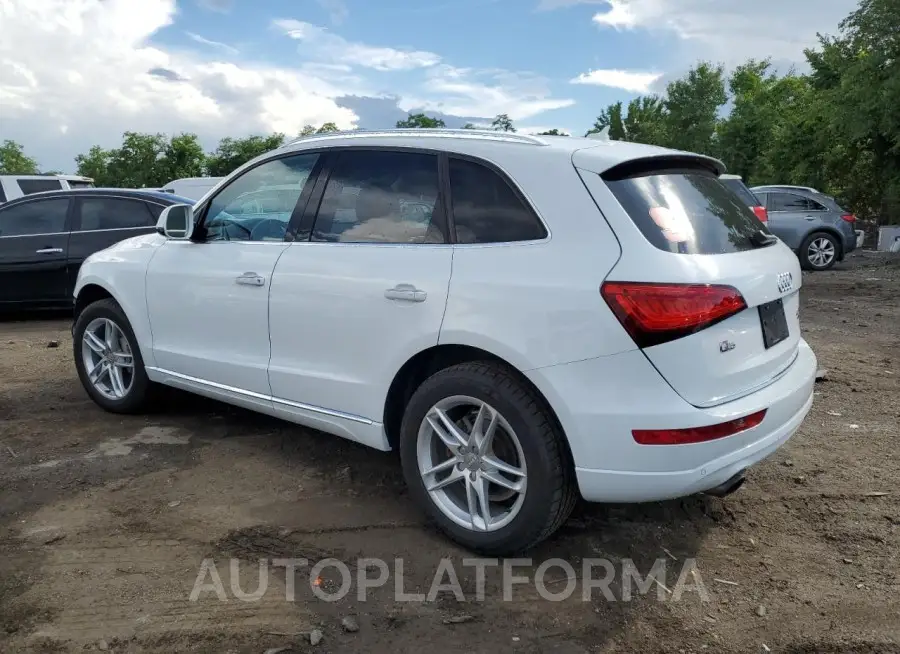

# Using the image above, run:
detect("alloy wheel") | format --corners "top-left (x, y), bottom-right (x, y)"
top-left (81, 318), bottom-right (135, 401)
top-left (807, 237), bottom-right (835, 267)
top-left (416, 395), bottom-right (527, 532)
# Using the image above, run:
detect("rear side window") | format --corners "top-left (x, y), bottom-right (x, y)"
top-left (719, 178), bottom-right (760, 207)
top-left (18, 179), bottom-right (63, 195)
top-left (449, 158), bottom-right (547, 244)
top-left (605, 169), bottom-right (767, 255)
top-left (0, 199), bottom-right (70, 237)
top-left (769, 193), bottom-right (812, 212)
top-left (313, 150), bottom-right (445, 244)
top-left (0, 184), bottom-right (6, 203)
top-left (77, 197), bottom-right (156, 231)
top-left (67, 180), bottom-right (94, 189)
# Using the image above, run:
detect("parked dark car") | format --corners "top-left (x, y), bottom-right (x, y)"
top-left (750, 186), bottom-right (857, 270)
top-left (0, 188), bottom-right (193, 310)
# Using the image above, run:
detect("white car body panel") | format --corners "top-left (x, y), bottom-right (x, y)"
top-left (72, 130), bottom-right (817, 508)
top-left (144, 240), bottom-right (288, 400)
top-left (267, 242), bottom-right (453, 449)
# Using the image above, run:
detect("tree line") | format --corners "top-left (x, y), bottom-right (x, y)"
top-left (0, 0), bottom-right (895, 222)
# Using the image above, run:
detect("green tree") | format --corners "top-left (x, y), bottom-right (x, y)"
top-left (587, 102), bottom-right (626, 140)
top-left (536, 129), bottom-right (568, 136)
top-left (75, 145), bottom-right (115, 185)
top-left (663, 62), bottom-right (727, 154)
top-left (0, 140), bottom-right (39, 174)
top-left (396, 113), bottom-right (446, 128)
top-left (206, 134), bottom-right (286, 177)
top-left (104, 132), bottom-right (171, 188)
top-left (161, 133), bottom-right (206, 182)
top-left (623, 96), bottom-right (668, 145)
top-left (316, 122), bottom-right (340, 133)
top-left (491, 114), bottom-right (516, 132)
top-left (461, 123), bottom-right (477, 129)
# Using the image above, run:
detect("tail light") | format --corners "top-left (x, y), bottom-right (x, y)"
top-left (841, 214), bottom-right (856, 223)
top-left (633, 410), bottom-right (767, 445)
top-left (601, 282), bottom-right (747, 348)
top-left (751, 205), bottom-right (768, 223)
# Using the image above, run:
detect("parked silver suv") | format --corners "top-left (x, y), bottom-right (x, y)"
top-left (751, 186), bottom-right (857, 270)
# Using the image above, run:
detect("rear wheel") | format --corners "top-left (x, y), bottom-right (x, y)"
top-left (73, 299), bottom-right (154, 414)
top-left (399, 362), bottom-right (576, 555)
top-left (800, 232), bottom-right (839, 270)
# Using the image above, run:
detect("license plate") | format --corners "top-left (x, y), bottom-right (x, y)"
top-left (758, 298), bottom-right (789, 349)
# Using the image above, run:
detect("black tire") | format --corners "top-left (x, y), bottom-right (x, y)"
top-left (399, 361), bottom-right (577, 555)
top-left (799, 231), bottom-right (840, 271)
top-left (73, 298), bottom-right (154, 414)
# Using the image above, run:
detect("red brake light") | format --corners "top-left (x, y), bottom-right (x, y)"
top-left (633, 410), bottom-right (767, 445)
top-left (601, 282), bottom-right (747, 348)
top-left (841, 214), bottom-right (856, 223)
top-left (752, 205), bottom-right (768, 223)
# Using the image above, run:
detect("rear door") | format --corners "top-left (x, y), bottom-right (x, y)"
top-left (766, 192), bottom-right (815, 249)
top-left (68, 195), bottom-right (159, 298)
top-left (576, 159), bottom-right (802, 408)
top-left (267, 148), bottom-right (452, 431)
top-left (0, 197), bottom-right (72, 306)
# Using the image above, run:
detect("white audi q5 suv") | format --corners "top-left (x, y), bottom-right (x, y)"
top-left (71, 128), bottom-right (817, 554)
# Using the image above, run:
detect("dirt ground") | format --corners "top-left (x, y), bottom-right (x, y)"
top-left (1, 252), bottom-right (898, 654)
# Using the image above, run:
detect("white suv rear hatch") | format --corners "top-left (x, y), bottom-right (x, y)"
top-left (576, 153), bottom-right (802, 408)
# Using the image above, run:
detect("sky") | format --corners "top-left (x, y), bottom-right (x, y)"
top-left (0, 0), bottom-right (859, 173)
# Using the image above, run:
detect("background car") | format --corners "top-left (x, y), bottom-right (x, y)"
top-left (719, 174), bottom-right (768, 223)
top-left (750, 186), bottom-right (857, 270)
top-left (0, 174), bottom-right (94, 204)
top-left (0, 188), bottom-right (193, 310)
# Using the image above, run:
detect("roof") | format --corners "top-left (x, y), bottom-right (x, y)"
top-left (273, 128), bottom-right (726, 176)
top-left (0, 187), bottom-right (194, 206)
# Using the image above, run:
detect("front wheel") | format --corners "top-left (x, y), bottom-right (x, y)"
top-left (800, 232), bottom-right (839, 270)
top-left (73, 298), bottom-right (154, 414)
top-left (399, 362), bottom-right (576, 555)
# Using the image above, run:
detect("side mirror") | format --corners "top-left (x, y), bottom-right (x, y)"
top-left (156, 204), bottom-right (195, 240)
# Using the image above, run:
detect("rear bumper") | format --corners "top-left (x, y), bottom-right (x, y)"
top-left (526, 339), bottom-right (817, 503)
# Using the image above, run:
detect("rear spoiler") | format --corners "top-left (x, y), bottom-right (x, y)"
top-left (599, 154), bottom-right (726, 181)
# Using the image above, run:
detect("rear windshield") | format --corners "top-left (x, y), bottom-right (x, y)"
top-left (604, 170), bottom-right (768, 255)
top-left (719, 178), bottom-right (760, 207)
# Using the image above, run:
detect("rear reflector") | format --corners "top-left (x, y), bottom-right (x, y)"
top-left (841, 214), bottom-right (856, 223)
top-left (633, 410), bottom-right (767, 445)
top-left (601, 282), bottom-right (747, 348)
top-left (752, 205), bottom-right (769, 223)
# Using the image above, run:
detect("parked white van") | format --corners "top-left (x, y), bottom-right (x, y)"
top-left (161, 177), bottom-right (223, 201)
top-left (0, 174), bottom-right (94, 204)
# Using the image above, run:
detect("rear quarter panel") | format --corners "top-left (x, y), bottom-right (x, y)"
top-left (439, 147), bottom-right (635, 370)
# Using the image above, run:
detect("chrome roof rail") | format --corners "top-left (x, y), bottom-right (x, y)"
top-left (282, 128), bottom-right (548, 148)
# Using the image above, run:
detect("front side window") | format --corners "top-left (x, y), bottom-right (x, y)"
top-left (0, 199), bottom-right (69, 237)
top-left (202, 154), bottom-right (319, 242)
top-left (18, 179), bottom-right (63, 195)
top-left (448, 158), bottom-right (547, 244)
top-left (77, 197), bottom-right (156, 231)
top-left (312, 150), bottom-right (444, 244)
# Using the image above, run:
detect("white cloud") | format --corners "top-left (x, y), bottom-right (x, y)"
top-left (401, 65), bottom-right (575, 122)
top-left (0, 1), bottom-right (359, 171)
top-left (274, 19), bottom-right (441, 72)
top-left (185, 32), bottom-right (239, 55)
top-left (588, 0), bottom-right (857, 65)
top-left (571, 68), bottom-right (661, 92)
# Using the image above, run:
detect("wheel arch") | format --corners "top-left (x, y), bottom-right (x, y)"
top-left (801, 228), bottom-right (844, 257)
top-left (73, 280), bottom-right (155, 368)
top-left (382, 343), bottom-right (572, 464)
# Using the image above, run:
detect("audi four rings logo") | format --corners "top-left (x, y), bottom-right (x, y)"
top-left (777, 272), bottom-right (794, 294)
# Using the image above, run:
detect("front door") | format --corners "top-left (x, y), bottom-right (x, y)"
top-left (144, 152), bottom-right (323, 400)
top-left (766, 192), bottom-right (814, 250)
top-left (0, 197), bottom-right (71, 307)
top-left (267, 149), bottom-right (453, 440)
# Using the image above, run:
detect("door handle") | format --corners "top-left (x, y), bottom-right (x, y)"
top-left (804, 216), bottom-right (817, 220)
top-left (35, 247), bottom-right (63, 254)
top-left (235, 272), bottom-right (265, 287)
top-left (385, 284), bottom-right (426, 302)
